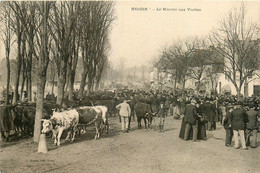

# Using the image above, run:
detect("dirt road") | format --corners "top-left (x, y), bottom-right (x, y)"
top-left (1, 116), bottom-right (259, 173)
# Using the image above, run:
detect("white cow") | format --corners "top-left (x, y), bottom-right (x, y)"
top-left (94, 106), bottom-right (108, 123)
top-left (41, 109), bottom-right (79, 147)
top-left (77, 106), bottom-right (109, 139)
top-left (94, 106), bottom-right (109, 134)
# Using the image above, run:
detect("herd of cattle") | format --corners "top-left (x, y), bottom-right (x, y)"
top-left (0, 94), bottom-right (156, 145)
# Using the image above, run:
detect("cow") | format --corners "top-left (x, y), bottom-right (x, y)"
top-left (41, 109), bottom-right (79, 147)
top-left (94, 105), bottom-right (109, 134)
top-left (20, 106), bottom-right (35, 136)
top-left (0, 105), bottom-right (15, 142)
top-left (11, 104), bottom-right (49, 137)
top-left (94, 99), bottom-right (116, 117)
top-left (134, 102), bottom-right (155, 130)
top-left (11, 105), bottom-right (24, 136)
top-left (76, 106), bottom-right (107, 140)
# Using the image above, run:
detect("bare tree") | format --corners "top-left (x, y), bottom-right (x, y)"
top-left (67, 2), bottom-right (82, 101)
top-left (156, 38), bottom-right (197, 96)
top-left (23, 2), bottom-right (38, 101)
top-left (0, 2), bottom-right (13, 105)
top-left (49, 1), bottom-right (79, 105)
top-left (8, 2), bottom-right (26, 103)
top-left (33, 1), bottom-right (53, 142)
top-left (79, 1), bottom-right (115, 97)
top-left (47, 59), bottom-right (58, 95)
top-left (189, 39), bottom-right (213, 94)
top-left (210, 3), bottom-right (259, 100)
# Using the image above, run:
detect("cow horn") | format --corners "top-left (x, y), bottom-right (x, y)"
top-left (41, 119), bottom-right (46, 121)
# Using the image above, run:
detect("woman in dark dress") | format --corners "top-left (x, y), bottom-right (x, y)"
top-left (179, 100), bottom-right (207, 140)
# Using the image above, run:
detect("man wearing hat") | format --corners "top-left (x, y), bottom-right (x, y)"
top-left (201, 97), bottom-right (217, 131)
top-left (230, 102), bottom-right (248, 150)
top-left (184, 99), bottom-right (198, 141)
top-left (157, 94), bottom-right (167, 132)
top-left (116, 98), bottom-right (131, 133)
top-left (245, 104), bottom-right (259, 148)
top-left (223, 105), bottom-right (234, 147)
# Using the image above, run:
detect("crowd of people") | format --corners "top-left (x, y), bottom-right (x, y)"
top-left (2, 86), bottom-right (259, 149)
top-left (112, 88), bottom-right (259, 150)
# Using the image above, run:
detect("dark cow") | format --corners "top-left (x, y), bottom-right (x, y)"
top-left (0, 105), bottom-right (15, 141)
top-left (94, 100), bottom-right (116, 117)
top-left (20, 106), bottom-right (35, 136)
top-left (79, 97), bottom-right (116, 117)
top-left (11, 105), bottom-right (24, 136)
top-left (134, 102), bottom-right (155, 130)
top-left (17, 101), bottom-right (62, 117)
top-left (76, 106), bottom-right (108, 140)
top-left (43, 101), bottom-right (63, 116)
top-left (11, 104), bottom-right (49, 137)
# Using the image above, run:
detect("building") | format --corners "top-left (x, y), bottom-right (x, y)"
top-left (217, 71), bottom-right (260, 97)
top-left (151, 43), bottom-right (260, 97)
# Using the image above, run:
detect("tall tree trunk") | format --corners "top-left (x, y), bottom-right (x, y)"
top-left (95, 75), bottom-right (102, 91)
top-left (56, 57), bottom-right (68, 105)
top-left (236, 87), bottom-right (242, 101)
top-left (29, 74), bottom-right (32, 101)
top-left (20, 73), bottom-right (25, 101)
top-left (27, 38), bottom-right (33, 101)
top-left (79, 71), bottom-right (87, 98)
top-left (13, 16), bottom-right (24, 103)
top-left (244, 77), bottom-right (248, 98)
top-left (95, 82), bottom-right (100, 91)
top-left (26, 74), bottom-right (29, 100)
top-left (56, 74), bottom-right (66, 105)
top-left (173, 74), bottom-right (177, 95)
top-left (5, 47), bottom-right (11, 105)
top-left (196, 80), bottom-right (201, 96)
top-left (181, 80), bottom-right (186, 98)
top-left (87, 74), bottom-right (93, 94)
top-left (20, 36), bottom-right (26, 101)
top-left (34, 72), bottom-right (47, 142)
top-left (14, 42), bottom-right (22, 103)
top-left (33, 1), bottom-right (50, 142)
top-left (68, 71), bottom-right (75, 101)
top-left (56, 51), bottom-right (68, 104)
top-left (51, 80), bottom-right (55, 94)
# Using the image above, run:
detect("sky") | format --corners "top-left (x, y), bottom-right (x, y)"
top-left (0, 1), bottom-right (259, 68)
top-left (109, 1), bottom-right (260, 68)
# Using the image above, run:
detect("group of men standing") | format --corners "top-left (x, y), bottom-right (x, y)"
top-left (224, 102), bottom-right (259, 149)
top-left (180, 96), bottom-right (259, 150)
top-left (180, 97), bottom-right (218, 142)
top-left (112, 89), bottom-right (259, 149)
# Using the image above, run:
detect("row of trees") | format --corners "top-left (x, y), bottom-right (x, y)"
top-left (0, 1), bottom-right (115, 142)
top-left (154, 4), bottom-right (259, 99)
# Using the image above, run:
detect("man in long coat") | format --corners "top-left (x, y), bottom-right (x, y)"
top-left (183, 100), bottom-right (198, 141)
top-left (230, 103), bottom-right (248, 150)
top-left (223, 105), bottom-right (234, 147)
top-left (201, 98), bottom-right (217, 131)
top-left (245, 104), bottom-right (259, 148)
